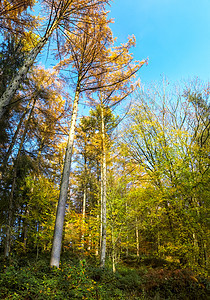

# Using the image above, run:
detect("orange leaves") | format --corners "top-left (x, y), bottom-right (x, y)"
top-left (0, 0), bottom-right (35, 17)
top-left (83, 32), bottom-right (146, 108)
top-left (54, 4), bottom-right (114, 95)
top-left (0, 0), bottom-right (37, 36)
top-left (52, 0), bottom-right (145, 111)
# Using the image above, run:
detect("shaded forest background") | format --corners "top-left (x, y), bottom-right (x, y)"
top-left (0, 1), bottom-right (209, 299)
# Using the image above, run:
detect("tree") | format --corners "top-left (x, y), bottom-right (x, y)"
top-left (0, 36), bottom-right (34, 168)
top-left (64, 108), bottom-right (116, 255)
top-left (0, 0), bottom-right (36, 36)
top-left (87, 37), bottom-right (146, 267)
top-left (0, 65), bottom-right (68, 257)
top-left (0, 0), bottom-right (110, 119)
top-left (73, 115), bottom-right (101, 252)
top-left (122, 79), bottom-right (209, 271)
top-left (50, 17), bottom-right (145, 266)
top-left (50, 5), bottom-right (113, 267)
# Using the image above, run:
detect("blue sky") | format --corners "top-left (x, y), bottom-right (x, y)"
top-left (108, 0), bottom-right (210, 84)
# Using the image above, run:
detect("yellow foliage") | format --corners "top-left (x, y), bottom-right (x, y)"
top-left (21, 31), bottom-right (40, 52)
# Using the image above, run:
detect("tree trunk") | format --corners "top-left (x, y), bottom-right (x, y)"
top-left (81, 187), bottom-right (87, 249)
top-left (95, 162), bottom-right (100, 256)
top-left (23, 208), bottom-right (29, 249)
top-left (0, 18), bottom-right (58, 119)
top-left (100, 106), bottom-right (107, 267)
top-left (111, 225), bottom-right (116, 273)
top-left (87, 231), bottom-right (91, 251)
top-left (23, 173), bottom-right (35, 249)
top-left (4, 97), bottom-right (36, 257)
top-left (4, 181), bottom-right (14, 257)
top-left (81, 148), bottom-right (87, 250)
top-left (50, 86), bottom-right (80, 268)
top-left (136, 218), bottom-right (139, 257)
top-left (125, 202), bottom-right (129, 257)
top-left (2, 100), bottom-right (31, 171)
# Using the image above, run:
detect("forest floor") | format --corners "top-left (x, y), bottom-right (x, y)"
top-left (0, 251), bottom-right (209, 299)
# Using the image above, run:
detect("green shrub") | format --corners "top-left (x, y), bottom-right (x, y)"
top-left (0, 254), bottom-right (209, 300)
top-left (0, 258), bottom-right (98, 299)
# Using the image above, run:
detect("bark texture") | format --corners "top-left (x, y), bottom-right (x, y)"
top-left (50, 88), bottom-right (80, 268)
top-left (0, 11), bottom-right (60, 119)
top-left (81, 186), bottom-right (86, 249)
top-left (0, 37), bottom-right (47, 119)
top-left (100, 106), bottom-right (107, 267)
top-left (136, 218), bottom-right (140, 257)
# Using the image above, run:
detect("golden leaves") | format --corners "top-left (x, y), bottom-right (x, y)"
top-left (0, 0), bottom-right (38, 36)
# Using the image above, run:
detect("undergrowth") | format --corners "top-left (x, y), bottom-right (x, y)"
top-left (0, 252), bottom-right (209, 299)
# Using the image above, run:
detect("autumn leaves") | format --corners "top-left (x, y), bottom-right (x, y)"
top-left (0, 0), bottom-right (145, 267)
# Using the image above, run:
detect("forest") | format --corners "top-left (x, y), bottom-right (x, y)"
top-left (0, 1), bottom-right (209, 299)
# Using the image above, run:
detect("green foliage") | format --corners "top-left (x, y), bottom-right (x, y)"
top-left (0, 254), bottom-right (209, 300)
top-left (0, 256), bottom-right (97, 299)
top-left (0, 37), bottom-right (28, 96)
top-left (122, 79), bottom-right (210, 273)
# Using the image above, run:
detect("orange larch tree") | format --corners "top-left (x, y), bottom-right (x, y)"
top-left (0, 0), bottom-right (110, 119)
top-left (86, 36), bottom-right (146, 267)
top-left (50, 6), bottom-right (114, 267)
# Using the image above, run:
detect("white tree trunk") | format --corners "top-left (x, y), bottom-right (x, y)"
top-left (96, 191), bottom-right (100, 256)
top-left (0, 38), bottom-right (47, 119)
top-left (50, 87), bottom-right (80, 268)
top-left (0, 11), bottom-right (60, 119)
top-left (100, 106), bottom-right (107, 267)
top-left (125, 202), bottom-right (129, 256)
top-left (81, 187), bottom-right (86, 249)
top-left (87, 232), bottom-right (91, 251)
top-left (136, 218), bottom-right (140, 257)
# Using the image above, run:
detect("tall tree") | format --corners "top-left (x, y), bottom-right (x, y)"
top-left (0, 65), bottom-right (68, 256)
top-left (0, 0), bottom-right (109, 119)
top-left (87, 37), bottom-right (146, 266)
top-left (50, 6), bottom-right (146, 266)
top-left (0, 0), bottom-right (36, 36)
top-left (50, 5), bottom-right (113, 267)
